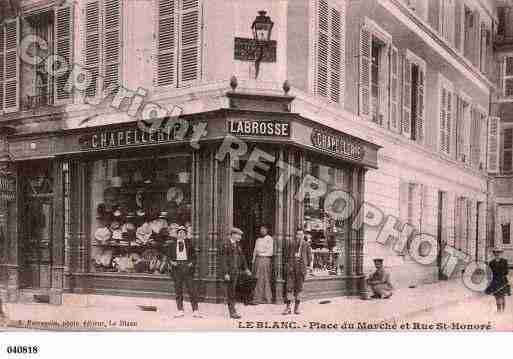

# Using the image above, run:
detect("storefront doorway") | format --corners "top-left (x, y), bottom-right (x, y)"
top-left (233, 183), bottom-right (275, 265)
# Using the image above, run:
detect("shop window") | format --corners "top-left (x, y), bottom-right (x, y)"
top-left (89, 154), bottom-right (192, 275)
top-left (303, 158), bottom-right (349, 277)
top-left (502, 127), bottom-right (513, 173)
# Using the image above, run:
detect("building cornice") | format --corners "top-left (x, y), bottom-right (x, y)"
top-left (380, 0), bottom-right (495, 93)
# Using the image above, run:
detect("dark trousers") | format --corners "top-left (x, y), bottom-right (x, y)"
top-left (237, 273), bottom-right (257, 303)
top-left (172, 262), bottom-right (199, 311)
top-left (225, 273), bottom-right (239, 308)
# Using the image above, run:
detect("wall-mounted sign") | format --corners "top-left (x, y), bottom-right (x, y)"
top-left (310, 129), bottom-right (365, 161)
top-left (234, 38), bottom-right (277, 62)
top-left (228, 119), bottom-right (290, 137)
top-left (78, 121), bottom-right (192, 150)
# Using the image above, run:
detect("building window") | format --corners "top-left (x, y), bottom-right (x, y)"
top-left (503, 56), bottom-right (513, 98)
top-left (303, 158), bottom-right (349, 277)
top-left (370, 37), bottom-right (385, 124)
top-left (402, 55), bottom-right (425, 142)
top-left (89, 154), bottom-right (193, 275)
top-left (156, 0), bottom-right (202, 88)
top-left (479, 23), bottom-right (488, 74)
top-left (502, 127), bottom-right (513, 173)
top-left (456, 97), bottom-right (471, 163)
top-left (501, 223), bottom-right (511, 245)
top-left (463, 6), bottom-right (473, 60)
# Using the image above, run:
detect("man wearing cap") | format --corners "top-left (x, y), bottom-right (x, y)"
top-left (221, 227), bottom-right (251, 319)
top-left (168, 226), bottom-right (202, 318)
top-left (366, 258), bottom-right (393, 299)
top-left (283, 228), bottom-right (312, 315)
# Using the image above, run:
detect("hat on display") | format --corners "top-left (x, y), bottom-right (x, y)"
top-left (94, 227), bottom-right (112, 243)
top-left (112, 229), bottom-right (123, 241)
top-left (111, 176), bottom-right (123, 188)
top-left (113, 209), bottom-right (123, 218)
top-left (136, 222), bottom-right (152, 244)
top-left (110, 221), bottom-right (121, 230)
top-left (159, 211), bottom-right (169, 219)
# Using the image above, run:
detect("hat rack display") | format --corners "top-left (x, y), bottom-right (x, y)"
top-left (91, 156), bottom-right (193, 275)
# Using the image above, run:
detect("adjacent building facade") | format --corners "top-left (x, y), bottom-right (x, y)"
top-left (0, 0), bottom-right (503, 305)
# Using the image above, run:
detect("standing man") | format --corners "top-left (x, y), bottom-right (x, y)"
top-left (366, 258), bottom-right (393, 299)
top-left (252, 225), bottom-right (274, 304)
top-left (221, 227), bottom-right (251, 319)
top-left (283, 228), bottom-right (312, 315)
top-left (168, 226), bottom-right (203, 318)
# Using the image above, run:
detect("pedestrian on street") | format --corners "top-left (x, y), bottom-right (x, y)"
top-left (485, 247), bottom-right (510, 313)
top-left (252, 225), bottom-right (273, 304)
top-left (221, 227), bottom-right (252, 319)
top-left (168, 226), bottom-right (203, 318)
top-left (366, 258), bottom-right (394, 299)
top-left (283, 228), bottom-right (312, 315)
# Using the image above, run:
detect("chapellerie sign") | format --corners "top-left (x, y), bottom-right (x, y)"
top-left (310, 129), bottom-right (365, 161)
top-left (78, 122), bottom-right (192, 150)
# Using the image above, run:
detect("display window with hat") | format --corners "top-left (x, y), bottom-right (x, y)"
top-left (88, 154), bottom-right (194, 276)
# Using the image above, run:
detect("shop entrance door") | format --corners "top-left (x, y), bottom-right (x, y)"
top-left (233, 185), bottom-right (274, 265)
top-left (19, 196), bottom-right (53, 289)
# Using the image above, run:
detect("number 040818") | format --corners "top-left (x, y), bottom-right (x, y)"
top-left (6, 346), bottom-right (39, 354)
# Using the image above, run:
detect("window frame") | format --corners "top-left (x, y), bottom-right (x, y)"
top-left (404, 49), bottom-right (426, 143)
top-left (503, 55), bottom-right (513, 98)
top-left (438, 74), bottom-right (454, 155)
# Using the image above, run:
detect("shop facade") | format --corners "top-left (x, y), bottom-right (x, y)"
top-left (0, 94), bottom-right (379, 304)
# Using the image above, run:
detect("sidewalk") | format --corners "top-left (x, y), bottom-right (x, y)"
top-left (1, 279), bottom-right (484, 331)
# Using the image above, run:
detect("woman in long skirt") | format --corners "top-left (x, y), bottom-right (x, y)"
top-left (485, 247), bottom-right (511, 313)
top-left (252, 226), bottom-right (274, 304)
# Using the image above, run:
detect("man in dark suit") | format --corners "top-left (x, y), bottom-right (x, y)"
top-left (283, 228), bottom-right (312, 315)
top-left (168, 226), bottom-right (202, 318)
top-left (220, 227), bottom-right (252, 319)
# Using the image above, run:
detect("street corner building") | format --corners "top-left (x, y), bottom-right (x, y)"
top-left (0, 0), bottom-right (508, 308)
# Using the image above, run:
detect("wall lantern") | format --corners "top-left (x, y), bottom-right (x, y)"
top-left (234, 10), bottom-right (277, 79)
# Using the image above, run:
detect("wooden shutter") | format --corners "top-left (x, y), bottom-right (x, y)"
top-left (156, 0), bottom-right (177, 87)
top-left (446, 90), bottom-right (452, 154)
top-left (103, 0), bottom-right (122, 89)
top-left (503, 127), bottom-right (513, 172)
top-left (454, 0), bottom-right (462, 51)
top-left (178, 0), bottom-right (201, 87)
top-left (3, 18), bottom-right (19, 113)
top-left (329, 6), bottom-right (342, 103)
top-left (472, 10), bottom-right (480, 67)
top-left (402, 57), bottom-right (412, 137)
top-left (479, 113), bottom-right (487, 169)
top-left (416, 67), bottom-right (425, 141)
top-left (85, 1), bottom-right (101, 97)
top-left (487, 116), bottom-right (500, 173)
top-left (358, 25), bottom-right (370, 116)
top-left (470, 108), bottom-right (481, 168)
top-left (54, 4), bottom-right (74, 104)
top-left (0, 25), bottom-right (4, 112)
top-left (316, 0), bottom-right (329, 98)
top-left (389, 46), bottom-right (399, 132)
top-left (439, 87), bottom-right (447, 152)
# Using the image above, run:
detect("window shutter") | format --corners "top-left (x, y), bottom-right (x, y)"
top-left (0, 25), bottom-right (4, 113)
top-left (503, 127), bottom-right (513, 172)
top-left (470, 108), bottom-right (481, 168)
top-left (3, 18), bottom-right (19, 113)
top-left (454, 0), bottom-right (462, 51)
top-left (84, 1), bottom-right (101, 97)
top-left (103, 0), bottom-right (122, 90)
top-left (389, 46), bottom-right (399, 132)
top-left (156, 0), bottom-right (177, 87)
top-left (472, 10), bottom-right (480, 67)
top-left (358, 26), bottom-right (370, 117)
top-left (178, 0), bottom-right (201, 87)
top-left (316, 0), bottom-right (329, 98)
top-left (329, 6), bottom-right (342, 103)
top-left (439, 87), bottom-right (447, 153)
top-left (402, 57), bottom-right (412, 137)
top-left (54, 4), bottom-right (74, 104)
top-left (416, 67), bottom-right (425, 141)
top-left (487, 116), bottom-right (500, 173)
top-left (446, 90), bottom-right (452, 154)
top-left (479, 113), bottom-right (487, 169)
